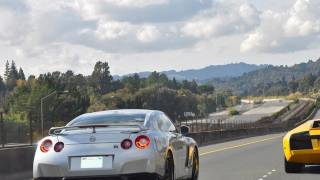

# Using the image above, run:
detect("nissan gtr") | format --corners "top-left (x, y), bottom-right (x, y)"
top-left (283, 119), bottom-right (320, 173)
top-left (33, 109), bottom-right (199, 180)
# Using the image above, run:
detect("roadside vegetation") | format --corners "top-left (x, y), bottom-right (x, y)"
top-left (208, 58), bottom-right (320, 97)
top-left (0, 61), bottom-right (240, 127)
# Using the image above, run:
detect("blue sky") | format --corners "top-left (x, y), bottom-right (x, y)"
top-left (0, 0), bottom-right (319, 76)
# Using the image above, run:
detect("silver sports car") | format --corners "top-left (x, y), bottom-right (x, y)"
top-left (33, 109), bottom-right (199, 180)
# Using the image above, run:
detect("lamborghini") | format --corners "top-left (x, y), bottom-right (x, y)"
top-left (283, 119), bottom-right (320, 173)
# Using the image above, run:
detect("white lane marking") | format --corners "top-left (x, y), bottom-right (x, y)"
top-left (200, 135), bottom-right (283, 156)
top-left (258, 169), bottom-right (277, 180)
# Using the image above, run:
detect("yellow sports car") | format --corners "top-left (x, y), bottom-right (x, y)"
top-left (283, 119), bottom-right (320, 173)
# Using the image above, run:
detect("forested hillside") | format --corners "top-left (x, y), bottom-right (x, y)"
top-left (0, 61), bottom-right (240, 128)
top-left (121, 63), bottom-right (267, 81)
top-left (208, 59), bottom-right (320, 96)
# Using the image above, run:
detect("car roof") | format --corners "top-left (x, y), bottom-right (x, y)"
top-left (289, 119), bottom-right (320, 134)
top-left (75, 109), bottom-right (162, 120)
top-left (67, 109), bottom-right (163, 126)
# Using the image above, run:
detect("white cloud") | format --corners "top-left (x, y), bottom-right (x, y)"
top-left (241, 0), bottom-right (320, 53)
top-left (105, 0), bottom-right (169, 7)
top-left (181, 3), bottom-right (260, 38)
top-left (95, 21), bottom-right (131, 40)
top-left (136, 25), bottom-right (161, 43)
top-left (0, 7), bottom-right (29, 45)
top-left (0, 0), bottom-right (319, 76)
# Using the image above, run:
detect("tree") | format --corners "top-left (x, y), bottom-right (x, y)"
top-left (7, 61), bottom-right (19, 90)
top-left (168, 77), bottom-right (179, 90)
top-left (0, 75), bottom-right (5, 108)
top-left (0, 75), bottom-right (5, 92)
top-left (298, 74), bottom-right (316, 93)
top-left (147, 71), bottom-right (160, 85)
top-left (198, 84), bottom-right (214, 95)
top-left (122, 73), bottom-right (141, 92)
top-left (90, 61), bottom-right (113, 94)
top-left (18, 67), bottom-right (26, 80)
top-left (4, 60), bottom-right (9, 82)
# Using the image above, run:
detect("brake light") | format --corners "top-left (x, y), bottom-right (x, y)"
top-left (290, 131), bottom-right (312, 150)
top-left (54, 142), bottom-right (64, 152)
top-left (121, 139), bottom-right (133, 150)
top-left (135, 135), bottom-right (150, 149)
top-left (40, 139), bottom-right (53, 153)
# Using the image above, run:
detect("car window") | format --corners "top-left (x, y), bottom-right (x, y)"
top-left (145, 113), bottom-right (159, 130)
top-left (68, 113), bottom-right (146, 126)
top-left (159, 113), bottom-right (176, 132)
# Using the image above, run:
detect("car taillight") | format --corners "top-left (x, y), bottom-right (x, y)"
top-left (135, 135), bottom-right (150, 149)
top-left (40, 139), bottom-right (53, 153)
top-left (290, 131), bottom-right (313, 150)
top-left (54, 142), bottom-right (64, 152)
top-left (121, 139), bottom-right (133, 150)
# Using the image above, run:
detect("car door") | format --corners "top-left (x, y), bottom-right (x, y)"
top-left (160, 113), bottom-right (188, 178)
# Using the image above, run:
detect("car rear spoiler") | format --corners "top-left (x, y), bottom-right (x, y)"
top-left (49, 124), bottom-right (148, 135)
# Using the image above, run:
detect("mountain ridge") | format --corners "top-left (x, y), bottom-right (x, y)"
top-left (115, 62), bottom-right (268, 81)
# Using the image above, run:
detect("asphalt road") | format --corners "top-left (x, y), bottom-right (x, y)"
top-left (198, 133), bottom-right (320, 180)
top-left (14, 133), bottom-right (320, 180)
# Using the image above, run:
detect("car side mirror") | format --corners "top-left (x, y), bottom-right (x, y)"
top-left (180, 125), bottom-right (190, 135)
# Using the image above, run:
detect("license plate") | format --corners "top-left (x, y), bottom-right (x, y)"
top-left (80, 156), bottom-right (104, 169)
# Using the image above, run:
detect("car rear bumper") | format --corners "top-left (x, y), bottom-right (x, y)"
top-left (33, 143), bottom-right (164, 178)
top-left (34, 173), bottom-right (158, 180)
top-left (288, 149), bottom-right (320, 164)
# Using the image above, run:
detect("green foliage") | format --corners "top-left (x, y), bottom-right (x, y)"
top-left (208, 58), bottom-right (320, 96)
top-left (2, 60), bottom-right (243, 126)
top-left (90, 61), bottom-right (113, 94)
top-left (18, 67), bottom-right (26, 80)
top-left (229, 108), bottom-right (240, 116)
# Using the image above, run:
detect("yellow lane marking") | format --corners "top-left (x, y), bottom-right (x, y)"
top-left (200, 135), bottom-right (283, 157)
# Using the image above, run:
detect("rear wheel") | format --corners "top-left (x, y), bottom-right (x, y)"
top-left (190, 151), bottom-right (199, 180)
top-left (162, 153), bottom-right (175, 180)
top-left (284, 157), bottom-right (304, 173)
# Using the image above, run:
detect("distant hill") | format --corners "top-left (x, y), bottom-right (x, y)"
top-left (207, 58), bottom-right (320, 96)
top-left (117, 63), bottom-right (267, 81)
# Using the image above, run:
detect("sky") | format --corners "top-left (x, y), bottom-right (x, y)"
top-left (0, 0), bottom-right (319, 76)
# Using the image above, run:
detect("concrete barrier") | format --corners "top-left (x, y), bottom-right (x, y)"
top-left (187, 126), bottom-right (285, 146)
top-left (0, 146), bottom-right (35, 179)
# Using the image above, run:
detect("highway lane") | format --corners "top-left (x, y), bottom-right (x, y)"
top-left (14, 133), bottom-right (320, 180)
top-left (198, 133), bottom-right (320, 180)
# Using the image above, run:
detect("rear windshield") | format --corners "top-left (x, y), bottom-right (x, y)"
top-left (68, 113), bottom-right (146, 126)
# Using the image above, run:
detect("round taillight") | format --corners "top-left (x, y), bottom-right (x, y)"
top-left (40, 139), bottom-right (53, 153)
top-left (135, 135), bottom-right (150, 149)
top-left (54, 142), bottom-right (64, 152)
top-left (121, 139), bottom-right (133, 150)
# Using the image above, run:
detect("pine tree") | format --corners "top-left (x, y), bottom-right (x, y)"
top-left (90, 61), bottom-right (113, 94)
top-left (0, 75), bottom-right (5, 92)
top-left (4, 60), bottom-right (9, 82)
top-left (18, 67), bottom-right (26, 80)
top-left (7, 60), bottom-right (19, 90)
top-left (10, 61), bottom-right (18, 78)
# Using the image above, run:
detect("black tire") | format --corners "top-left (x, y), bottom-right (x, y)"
top-left (284, 157), bottom-right (304, 173)
top-left (162, 153), bottom-right (175, 180)
top-left (190, 150), bottom-right (199, 180)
